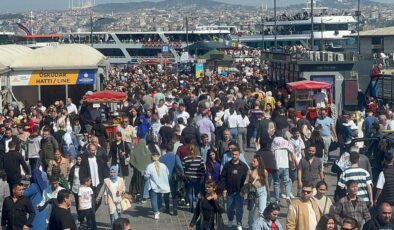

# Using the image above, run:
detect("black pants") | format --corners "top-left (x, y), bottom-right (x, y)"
top-left (91, 184), bottom-right (103, 211)
top-left (73, 192), bottom-right (81, 217)
top-left (29, 158), bottom-right (38, 170)
top-left (79, 208), bottom-right (96, 230)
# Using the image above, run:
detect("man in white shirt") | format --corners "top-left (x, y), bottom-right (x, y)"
top-left (156, 99), bottom-right (169, 119)
top-left (66, 98), bottom-right (78, 115)
top-left (312, 90), bottom-right (328, 108)
top-left (37, 100), bottom-right (47, 113)
top-left (176, 103), bottom-right (190, 125)
top-left (79, 144), bottom-right (109, 211)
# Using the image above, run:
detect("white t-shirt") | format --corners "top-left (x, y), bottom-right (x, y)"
top-left (313, 92), bottom-right (327, 108)
top-left (274, 149), bottom-right (290, 169)
top-left (67, 103), bottom-right (78, 114)
top-left (376, 171), bottom-right (385, 189)
top-left (156, 105), bottom-right (169, 119)
top-left (290, 137), bottom-right (305, 165)
top-left (78, 186), bottom-right (93, 210)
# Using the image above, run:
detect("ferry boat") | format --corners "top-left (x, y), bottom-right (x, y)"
top-left (8, 28), bottom-right (234, 64)
top-left (235, 0), bottom-right (357, 51)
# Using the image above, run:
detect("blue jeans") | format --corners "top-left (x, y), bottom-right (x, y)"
top-left (248, 186), bottom-right (267, 229)
top-left (110, 210), bottom-right (120, 225)
top-left (186, 179), bottom-right (202, 209)
top-left (143, 177), bottom-right (149, 199)
top-left (227, 193), bottom-right (244, 226)
top-left (149, 190), bottom-right (169, 214)
top-left (371, 80), bottom-right (378, 98)
top-left (229, 128), bottom-right (239, 140)
top-left (273, 168), bottom-right (291, 202)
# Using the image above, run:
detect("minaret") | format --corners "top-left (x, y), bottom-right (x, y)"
top-left (30, 11), bottom-right (34, 34)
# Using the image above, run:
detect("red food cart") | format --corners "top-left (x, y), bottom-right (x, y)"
top-left (83, 90), bottom-right (127, 140)
top-left (286, 80), bottom-right (332, 121)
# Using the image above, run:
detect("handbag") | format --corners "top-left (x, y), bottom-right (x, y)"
top-left (120, 192), bottom-right (132, 212)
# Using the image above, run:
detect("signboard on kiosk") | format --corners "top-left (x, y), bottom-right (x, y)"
top-left (195, 63), bottom-right (204, 78)
top-left (10, 70), bottom-right (95, 86)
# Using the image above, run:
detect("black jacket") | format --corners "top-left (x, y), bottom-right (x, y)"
top-left (0, 136), bottom-right (20, 156)
top-left (68, 164), bottom-right (79, 187)
top-left (79, 154), bottom-right (109, 186)
top-left (362, 216), bottom-right (394, 230)
top-left (3, 150), bottom-right (30, 182)
top-left (1, 196), bottom-right (35, 229)
top-left (189, 193), bottom-right (225, 229)
top-left (220, 160), bottom-right (248, 194)
top-left (181, 125), bottom-right (200, 145)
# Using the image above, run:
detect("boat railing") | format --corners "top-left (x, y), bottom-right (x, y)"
top-left (262, 50), bottom-right (367, 62)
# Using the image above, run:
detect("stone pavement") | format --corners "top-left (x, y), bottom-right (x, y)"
top-left (74, 147), bottom-right (340, 230)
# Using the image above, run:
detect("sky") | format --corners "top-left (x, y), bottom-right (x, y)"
top-left (1, 0), bottom-right (393, 13)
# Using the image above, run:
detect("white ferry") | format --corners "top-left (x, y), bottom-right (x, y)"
top-left (235, 1), bottom-right (357, 51)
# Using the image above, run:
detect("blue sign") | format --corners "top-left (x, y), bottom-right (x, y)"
top-left (162, 45), bottom-right (170, 53)
top-left (76, 70), bottom-right (96, 85)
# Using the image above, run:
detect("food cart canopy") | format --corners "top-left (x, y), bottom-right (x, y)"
top-left (83, 90), bottom-right (127, 103)
top-left (287, 80), bottom-right (332, 90)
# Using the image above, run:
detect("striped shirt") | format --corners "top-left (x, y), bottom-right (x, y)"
top-left (182, 155), bottom-right (205, 180)
top-left (337, 167), bottom-right (372, 202)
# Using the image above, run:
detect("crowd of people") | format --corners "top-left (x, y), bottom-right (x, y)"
top-left (0, 62), bottom-right (393, 230)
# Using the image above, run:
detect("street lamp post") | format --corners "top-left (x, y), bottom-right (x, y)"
top-left (186, 16), bottom-right (189, 55)
top-left (356, 0), bottom-right (361, 55)
top-left (310, 0), bottom-right (314, 51)
top-left (274, 0), bottom-right (277, 49)
top-left (320, 17), bottom-right (324, 51)
top-left (261, 17), bottom-right (265, 50)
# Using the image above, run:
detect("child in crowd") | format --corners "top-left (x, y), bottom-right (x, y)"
top-left (78, 177), bottom-right (97, 230)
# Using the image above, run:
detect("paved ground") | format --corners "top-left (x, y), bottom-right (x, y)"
top-left (80, 147), bottom-right (340, 230)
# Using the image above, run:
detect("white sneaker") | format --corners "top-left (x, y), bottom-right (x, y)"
top-left (154, 212), bottom-right (160, 220)
top-left (286, 197), bottom-right (292, 206)
top-left (237, 225), bottom-right (243, 230)
top-left (289, 193), bottom-right (295, 199)
top-left (228, 221), bottom-right (233, 228)
top-left (280, 193), bottom-right (287, 199)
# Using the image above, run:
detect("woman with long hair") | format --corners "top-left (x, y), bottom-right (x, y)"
top-left (182, 144), bottom-right (205, 212)
top-left (246, 154), bottom-right (269, 229)
top-left (188, 180), bottom-right (225, 230)
top-left (145, 151), bottom-right (170, 220)
top-left (110, 132), bottom-right (131, 177)
top-left (20, 110), bottom-right (35, 134)
top-left (316, 214), bottom-right (336, 230)
top-left (206, 148), bottom-right (221, 183)
top-left (252, 202), bottom-right (283, 230)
